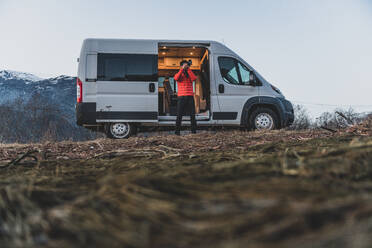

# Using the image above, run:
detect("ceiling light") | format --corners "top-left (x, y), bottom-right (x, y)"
top-left (163, 46), bottom-right (167, 49)
top-left (162, 52), bottom-right (166, 55)
top-left (190, 52), bottom-right (193, 55)
top-left (192, 46), bottom-right (196, 49)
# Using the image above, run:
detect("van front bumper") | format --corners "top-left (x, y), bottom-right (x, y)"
top-left (76, 102), bottom-right (97, 126)
top-left (285, 111), bottom-right (295, 126)
top-left (277, 98), bottom-right (294, 127)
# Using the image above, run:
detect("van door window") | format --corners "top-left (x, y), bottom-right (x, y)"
top-left (97, 54), bottom-right (158, 82)
top-left (218, 57), bottom-right (240, 85)
top-left (237, 62), bottom-right (251, 85)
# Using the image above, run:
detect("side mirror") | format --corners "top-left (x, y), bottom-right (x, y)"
top-left (249, 73), bottom-right (258, 86)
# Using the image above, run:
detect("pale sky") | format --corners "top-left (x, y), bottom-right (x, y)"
top-left (0, 0), bottom-right (371, 117)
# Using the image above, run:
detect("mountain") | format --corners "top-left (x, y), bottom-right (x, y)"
top-left (0, 70), bottom-right (101, 143)
top-left (0, 70), bottom-right (43, 82)
top-left (0, 70), bottom-right (77, 122)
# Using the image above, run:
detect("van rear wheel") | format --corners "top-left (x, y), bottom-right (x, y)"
top-left (106, 122), bottom-right (134, 139)
top-left (249, 108), bottom-right (279, 131)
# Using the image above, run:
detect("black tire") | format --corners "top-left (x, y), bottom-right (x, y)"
top-left (105, 122), bottom-right (135, 139)
top-left (248, 108), bottom-right (279, 131)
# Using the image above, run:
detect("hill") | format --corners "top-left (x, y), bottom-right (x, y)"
top-left (0, 70), bottom-right (76, 119)
top-left (0, 120), bottom-right (372, 247)
top-left (0, 70), bottom-right (99, 143)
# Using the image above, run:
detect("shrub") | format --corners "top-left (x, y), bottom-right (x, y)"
top-left (288, 105), bottom-right (312, 130)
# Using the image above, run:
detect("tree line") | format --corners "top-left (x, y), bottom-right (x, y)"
top-left (0, 93), bottom-right (100, 143)
top-left (289, 104), bottom-right (369, 131)
top-left (0, 93), bottom-right (370, 143)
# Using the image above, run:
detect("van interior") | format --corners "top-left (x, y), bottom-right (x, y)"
top-left (158, 45), bottom-right (210, 118)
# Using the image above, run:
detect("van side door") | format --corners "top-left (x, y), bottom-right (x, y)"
top-left (214, 56), bottom-right (259, 124)
top-left (95, 53), bottom-right (158, 122)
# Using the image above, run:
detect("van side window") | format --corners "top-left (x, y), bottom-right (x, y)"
top-left (218, 56), bottom-right (256, 86)
top-left (218, 57), bottom-right (240, 85)
top-left (238, 62), bottom-right (251, 84)
top-left (97, 54), bottom-right (158, 82)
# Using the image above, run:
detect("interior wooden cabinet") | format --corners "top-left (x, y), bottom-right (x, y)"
top-left (158, 46), bottom-right (210, 116)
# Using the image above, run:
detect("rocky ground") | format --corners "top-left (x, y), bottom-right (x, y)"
top-left (0, 119), bottom-right (372, 247)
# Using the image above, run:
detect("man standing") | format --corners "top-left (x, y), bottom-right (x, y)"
top-left (174, 60), bottom-right (197, 135)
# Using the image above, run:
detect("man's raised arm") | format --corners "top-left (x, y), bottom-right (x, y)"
top-left (174, 69), bottom-right (183, 81)
top-left (188, 68), bottom-right (197, 82)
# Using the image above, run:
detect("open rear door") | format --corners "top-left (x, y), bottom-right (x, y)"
top-left (95, 43), bottom-right (158, 123)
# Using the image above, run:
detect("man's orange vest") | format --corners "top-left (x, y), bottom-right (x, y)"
top-left (174, 68), bottom-right (197, 96)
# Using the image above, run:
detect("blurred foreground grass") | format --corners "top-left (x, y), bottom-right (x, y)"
top-left (1, 130), bottom-right (372, 247)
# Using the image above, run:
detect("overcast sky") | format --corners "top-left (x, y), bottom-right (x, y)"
top-left (0, 0), bottom-right (371, 117)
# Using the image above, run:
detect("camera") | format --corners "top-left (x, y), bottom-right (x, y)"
top-left (180, 59), bottom-right (192, 67)
top-left (180, 60), bottom-right (193, 78)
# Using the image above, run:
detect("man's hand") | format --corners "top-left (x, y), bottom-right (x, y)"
top-left (181, 64), bottom-right (190, 78)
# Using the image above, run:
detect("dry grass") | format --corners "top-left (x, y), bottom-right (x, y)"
top-left (0, 129), bottom-right (332, 164)
top-left (1, 120), bottom-right (372, 247)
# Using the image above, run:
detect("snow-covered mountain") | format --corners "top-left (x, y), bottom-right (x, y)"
top-left (0, 70), bottom-right (44, 83)
top-left (0, 70), bottom-right (77, 122)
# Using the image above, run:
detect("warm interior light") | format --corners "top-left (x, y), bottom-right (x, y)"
top-left (192, 46), bottom-right (196, 49)
top-left (162, 52), bottom-right (166, 55)
top-left (190, 52), bottom-right (193, 55)
top-left (163, 46), bottom-right (167, 49)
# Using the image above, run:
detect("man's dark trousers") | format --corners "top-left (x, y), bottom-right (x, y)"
top-left (176, 96), bottom-right (197, 134)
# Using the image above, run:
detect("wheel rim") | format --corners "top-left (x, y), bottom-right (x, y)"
top-left (254, 113), bottom-right (274, 130)
top-left (110, 123), bottom-right (130, 139)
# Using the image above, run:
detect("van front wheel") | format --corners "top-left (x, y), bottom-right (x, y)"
top-left (249, 108), bottom-right (279, 131)
top-left (106, 122), bottom-right (134, 139)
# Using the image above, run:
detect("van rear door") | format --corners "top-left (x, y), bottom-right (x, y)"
top-left (95, 49), bottom-right (158, 123)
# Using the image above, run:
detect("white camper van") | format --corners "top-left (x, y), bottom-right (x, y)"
top-left (76, 39), bottom-right (294, 139)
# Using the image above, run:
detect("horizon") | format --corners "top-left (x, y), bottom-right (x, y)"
top-left (0, 0), bottom-right (371, 117)
top-left (0, 68), bottom-right (369, 120)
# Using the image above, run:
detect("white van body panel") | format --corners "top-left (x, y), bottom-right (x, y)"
top-left (83, 39), bottom-right (158, 54)
top-left (84, 54), bottom-right (97, 103)
top-left (80, 39), bottom-right (159, 122)
top-left (213, 53), bottom-right (260, 125)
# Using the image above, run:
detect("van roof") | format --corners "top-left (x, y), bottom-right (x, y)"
top-left (81, 38), bottom-right (235, 55)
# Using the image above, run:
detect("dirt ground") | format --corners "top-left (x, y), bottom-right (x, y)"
top-left (1, 119), bottom-right (372, 248)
